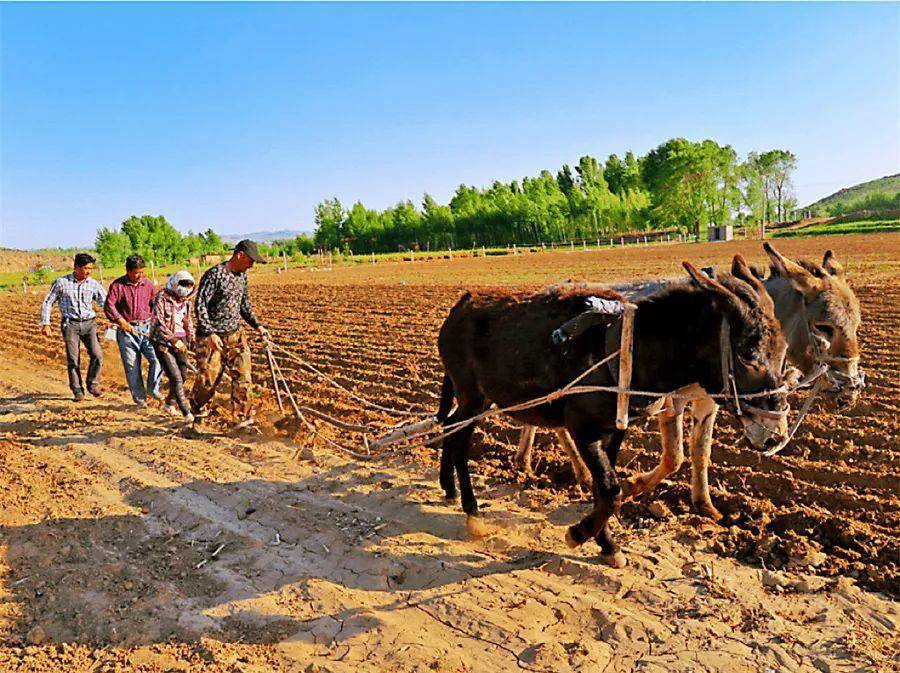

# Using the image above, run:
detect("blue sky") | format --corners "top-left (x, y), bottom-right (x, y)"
top-left (1, 2), bottom-right (897, 249)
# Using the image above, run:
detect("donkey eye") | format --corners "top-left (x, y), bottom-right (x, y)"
top-left (814, 323), bottom-right (835, 339)
top-left (738, 354), bottom-right (763, 369)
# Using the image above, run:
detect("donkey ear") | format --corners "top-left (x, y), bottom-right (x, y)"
top-left (763, 242), bottom-right (824, 299)
top-left (731, 254), bottom-right (773, 309)
top-left (683, 260), bottom-right (744, 315)
top-left (822, 250), bottom-right (844, 276)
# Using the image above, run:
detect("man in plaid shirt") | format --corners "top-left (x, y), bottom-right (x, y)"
top-left (40, 253), bottom-right (107, 401)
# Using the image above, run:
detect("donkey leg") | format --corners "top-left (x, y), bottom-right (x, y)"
top-left (565, 432), bottom-right (624, 567)
top-left (555, 428), bottom-right (594, 491)
top-left (689, 397), bottom-right (722, 521)
top-left (440, 442), bottom-right (457, 502)
top-left (514, 426), bottom-right (537, 477)
top-left (593, 429), bottom-right (626, 568)
top-left (446, 400), bottom-right (490, 538)
top-left (622, 409), bottom-right (684, 499)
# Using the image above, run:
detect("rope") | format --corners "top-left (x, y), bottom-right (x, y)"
top-left (268, 342), bottom-right (426, 418)
top-left (259, 330), bottom-right (830, 457)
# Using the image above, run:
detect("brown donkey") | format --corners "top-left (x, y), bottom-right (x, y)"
top-left (435, 258), bottom-right (788, 567)
top-left (515, 244), bottom-right (864, 520)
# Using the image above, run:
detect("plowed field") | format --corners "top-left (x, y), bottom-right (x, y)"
top-left (1, 233), bottom-right (897, 672)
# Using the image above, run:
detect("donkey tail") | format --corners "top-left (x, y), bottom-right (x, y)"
top-left (436, 372), bottom-right (455, 424)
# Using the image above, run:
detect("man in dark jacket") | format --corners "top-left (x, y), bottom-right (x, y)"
top-left (191, 240), bottom-right (268, 428)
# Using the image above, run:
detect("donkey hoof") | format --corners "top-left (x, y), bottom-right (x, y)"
top-left (564, 528), bottom-right (581, 549)
top-left (466, 515), bottom-right (491, 539)
top-left (600, 550), bottom-right (627, 569)
top-left (692, 500), bottom-right (723, 522)
top-left (620, 478), bottom-right (640, 499)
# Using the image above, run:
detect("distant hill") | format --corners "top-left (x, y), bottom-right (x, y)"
top-left (805, 174), bottom-right (900, 214)
top-left (222, 230), bottom-right (312, 244)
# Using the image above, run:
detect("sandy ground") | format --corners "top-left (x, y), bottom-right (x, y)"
top-left (1, 233), bottom-right (898, 672)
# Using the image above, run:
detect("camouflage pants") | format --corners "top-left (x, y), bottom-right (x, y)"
top-left (191, 330), bottom-right (253, 422)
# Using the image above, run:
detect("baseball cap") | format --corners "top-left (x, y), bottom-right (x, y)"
top-left (234, 239), bottom-right (268, 264)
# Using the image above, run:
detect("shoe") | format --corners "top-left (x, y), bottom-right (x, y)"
top-left (183, 413), bottom-right (195, 425)
top-left (162, 403), bottom-right (179, 416)
top-left (233, 418), bottom-right (256, 431)
top-left (136, 400), bottom-right (149, 410)
top-left (192, 407), bottom-right (210, 419)
top-left (88, 386), bottom-right (103, 397)
top-left (73, 392), bottom-right (85, 402)
top-left (151, 391), bottom-right (165, 402)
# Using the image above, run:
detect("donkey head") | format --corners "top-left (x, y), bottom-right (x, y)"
top-left (683, 258), bottom-right (789, 452)
top-left (763, 243), bottom-right (864, 408)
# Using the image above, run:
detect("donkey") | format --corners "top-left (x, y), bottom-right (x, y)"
top-left (514, 244), bottom-right (864, 521)
top-left (435, 257), bottom-right (789, 567)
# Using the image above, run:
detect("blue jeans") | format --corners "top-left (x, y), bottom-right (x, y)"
top-left (116, 326), bottom-right (162, 403)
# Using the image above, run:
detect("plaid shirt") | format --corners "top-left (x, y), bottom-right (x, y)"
top-left (40, 273), bottom-right (107, 325)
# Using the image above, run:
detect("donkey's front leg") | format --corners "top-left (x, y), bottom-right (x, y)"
top-left (688, 397), bottom-right (723, 521)
top-left (564, 431), bottom-right (625, 568)
top-left (555, 428), bottom-right (593, 490)
top-left (621, 407), bottom-right (684, 499)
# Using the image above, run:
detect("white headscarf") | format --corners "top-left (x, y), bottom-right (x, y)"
top-left (165, 270), bottom-right (195, 298)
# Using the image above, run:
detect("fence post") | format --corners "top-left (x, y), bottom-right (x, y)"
top-left (570, 241), bottom-right (575, 252)
top-left (482, 245), bottom-right (486, 257)
top-left (22, 277), bottom-right (27, 294)
top-left (282, 250), bottom-right (288, 272)
top-left (620, 237), bottom-right (624, 247)
top-left (371, 252), bottom-right (376, 264)
top-left (513, 244), bottom-right (517, 255)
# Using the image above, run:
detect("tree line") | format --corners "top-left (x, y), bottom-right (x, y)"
top-left (313, 138), bottom-right (798, 253)
top-left (95, 215), bottom-right (317, 267)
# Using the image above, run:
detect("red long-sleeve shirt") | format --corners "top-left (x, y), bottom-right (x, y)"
top-left (104, 275), bottom-right (156, 323)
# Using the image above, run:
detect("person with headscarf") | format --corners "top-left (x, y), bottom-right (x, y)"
top-left (150, 270), bottom-right (196, 423)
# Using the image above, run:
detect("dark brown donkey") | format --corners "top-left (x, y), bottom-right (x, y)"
top-left (435, 257), bottom-right (788, 568)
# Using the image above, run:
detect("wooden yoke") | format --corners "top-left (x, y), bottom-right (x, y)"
top-left (615, 303), bottom-right (638, 430)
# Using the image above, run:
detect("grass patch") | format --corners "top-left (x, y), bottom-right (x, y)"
top-left (773, 218), bottom-right (900, 239)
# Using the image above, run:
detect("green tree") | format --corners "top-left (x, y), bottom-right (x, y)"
top-left (94, 227), bottom-right (131, 266)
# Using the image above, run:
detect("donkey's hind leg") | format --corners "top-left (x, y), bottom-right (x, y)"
top-left (442, 396), bottom-right (489, 537)
top-left (514, 426), bottom-right (537, 476)
top-left (555, 428), bottom-right (593, 490)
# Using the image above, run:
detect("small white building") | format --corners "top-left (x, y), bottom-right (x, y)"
top-left (707, 224), bottom-right (734, 242)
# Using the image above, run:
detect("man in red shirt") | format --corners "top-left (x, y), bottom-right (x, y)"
top-left (104, 254), bottom-right (162, 408)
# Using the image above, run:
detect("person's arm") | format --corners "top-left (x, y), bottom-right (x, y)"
top-left (185, 303), bottom-right (196, 350)
top-left (103, 281), bottom-right (130, 332)
top-left (103, 281), bottom-right (122, 323)
top-left (94, 279), bottom-right (107, 308)
top-left (152, 294), bottom-right (176, 344)
top-left (239, 279), bottom-right (262, 331)
top-left (194, 269), bottom-right (215, 336)
top-left (40, 279), bottom-right (61, 326)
